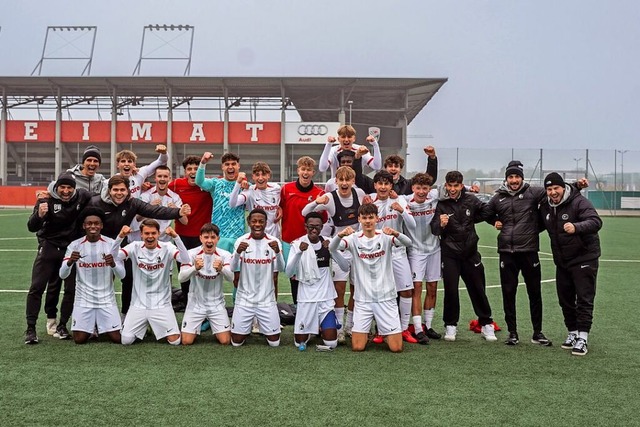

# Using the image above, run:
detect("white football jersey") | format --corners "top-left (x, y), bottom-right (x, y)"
top-left (230, 183), bottom-right (281, 238)
top-left (182, 246), bottom-right (232, 311)
top-left (403, 190), bottom-right (440, 254)
top-left (336, 232), bottom-right (399, 303)
top-left (285, 236), bottom-right (337, 303)
top-left (60, 236), bottom-right (123, 308)
top-left (371, 195), bottom-right (415, 258)
top-left (119, 241), bottom-right (179, 309)
top-left (320, 143), bottom-right (380, 178)
top-left (138, 187), bottom-right (183, 242)
top-left (232, 233), bottom-right (284, 307)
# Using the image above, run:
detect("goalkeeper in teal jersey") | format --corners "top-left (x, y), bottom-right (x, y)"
top-left (196, 151), bottom-right (246, 252)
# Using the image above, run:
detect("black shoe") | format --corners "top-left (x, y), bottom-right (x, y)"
top-left (425, 328), bottom-right (442, 340)
top-left (571, 338), bottom-right (588, 356)
top-left (531, 332), bottom-right (552, 346)
top-left (53, 323), bottom-right (71, 340)
top-left (415, 331), bottom-right (430, 345)
top-left (25, 328), bottom-right (39, 345)
top-left (505, 332), bottom-right (519, 345)
top-left (561, 332), bottom-right (578, 350)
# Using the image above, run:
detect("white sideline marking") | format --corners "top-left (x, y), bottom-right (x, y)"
top-left (0, 237), bottom-right (35, 241)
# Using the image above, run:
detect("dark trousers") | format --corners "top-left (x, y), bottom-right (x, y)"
top-left (441, 252), bottom-right (493, 327)
top-left (178, 235), bottom-right (202, 304)
top-left (120, 258), bottom-right (133, 314)
top-left (26, 242), bottom-right (65, 326)
top-left (290, 278), bottom-right (299, 305)
top-left (556, 260), bottom-right (598, 333)
top-left (499, 252), bottom-right (542, 333)
top-left (59, 268), bottom-right (76, 326)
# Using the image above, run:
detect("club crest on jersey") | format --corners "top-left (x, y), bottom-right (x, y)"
top-left (376, 243), bottom-right (381, 251)
top-left (265, 249), bottom-right (270, 256)
top-left (308, 196), bottom-right (313, 202)
top-left (546, 214), bottom-right (550, 221)
top-left (121, 210), bottom-right (127, 217)
top-left (562, 214), bottom-right (569, 220)
top-left (53, 204), bottom-right (62, 213)
top-left (465, 209), bottom-right (471, 216)
top-left (157, 256), bottom-right (162, 263)
top-left (298, 324), bottom-right (304, 331)
top-left (182, 321), bottom-right (187, 328)
top-left (519, 194), bottom-right (524, 199)
top-left (500, 261), bottom-right (504, 269)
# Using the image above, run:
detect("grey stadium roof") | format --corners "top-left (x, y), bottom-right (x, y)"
top-left (0, 76), bottom-right (447, 127)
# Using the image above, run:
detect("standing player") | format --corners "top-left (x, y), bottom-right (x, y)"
top-left (230, 209), bottom-right (284, 347)
top-left (539, 172), bottom-right (602, 356)
top-left (319, 124), bottom-right (381, 179)
top-left (403, 173), bottom-right (442, 342)
top-left (24, 173), bottom-right (92, 344)
top-left (169, 156), bottom-right (213, 307)
top-left (59, 209), bottom-right (124, 344)
top-left (67, 145), bottom-right (106, 194)
top-left (286, 212), bottom-right (347, 350)
top-left (115, 144), bottom-right (168, 200)
top-left (430, 171), bottom-right (496, 342)
top-left (368, 170), bottom-right (420, 344)
top-left (179, 223), bottom-right (234, 345)
top-left (113, 220), bottom-right (189, 345)
top-left (302, 166), bottom-right (367, 342)
top-left (196, 151), bottom-right (246, 252)
top-left (280, 156), bottom-right (327, 306)
top-left (329, 203), bottom-right (412, 353)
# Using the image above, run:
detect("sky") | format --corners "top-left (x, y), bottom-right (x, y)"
top-left (0, 0), bottom-right (638, 173)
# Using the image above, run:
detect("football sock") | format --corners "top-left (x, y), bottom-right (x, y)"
top-left (424, 308), bottom-right (435, 329)
top-left (267, 338), bottom-right (280, 347)
top-left (335, 307), bottom-right (345, 327)
top-left (345, 309), bottom-right (354, 330)
top-left (399, 297), bottom-right (412, 330)
top-left (323, 339), bottom-right (338, 349)
top-left (412, 315), bottom-right (423, 333)
top-left (578, 331), bottom-right (589, 341)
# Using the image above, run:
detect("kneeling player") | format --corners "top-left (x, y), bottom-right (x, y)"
top-left (113, 220), bottom-right (189, 345)
top-left (286, 212), bottom-right (349, 350)
top-left (231, 208), bottom-right (284, 347)
top-left (330, 204), bottom-right (411, 353)
top-left (179, 223), bottom-right (233, 345)
top-left (60, 209), bottom-right (125, 344)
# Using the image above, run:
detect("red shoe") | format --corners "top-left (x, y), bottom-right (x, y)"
top-left (372, 334), bottom-right (384, 344)
top-left (402, 329), bottom-right (418, 343)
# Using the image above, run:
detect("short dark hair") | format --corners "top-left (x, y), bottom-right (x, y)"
top-left (445, 171), bottom-right (464, 184)
top-left (140, 218), bottom-right (160, 232)
top-left (221, 152), bottom-right (240, 164)
top-left (155, 165), bottom-right (171, 174)
top-left (373, 170), bottom-right (394, 184)
top-left (182, 156), bottom-right (201, 169)
top-left (108, 175), bottom-right (130, 190)
top-left (80, 207), bottom-right (105, 223)
top-left (384, 155), bottom-right (404, 169)
top-left (200, 223), bottom-right (220, 236)
top-left (305, 211), bottom-right (324, 223)
top-left (411, 173), bottom-right (434, 187)
top-left (248, 208), bottom-right (268, 222)
top-left (358, 203), bottom-right (378, 217)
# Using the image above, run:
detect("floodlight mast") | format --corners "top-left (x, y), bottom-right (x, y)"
top-left (132, 24), bottom-right (195, 76)
top-left (31, 26), bottom-right (97, 76)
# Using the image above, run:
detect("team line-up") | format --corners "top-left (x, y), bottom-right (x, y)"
top-left (24, 125), bottom-right (602, 356)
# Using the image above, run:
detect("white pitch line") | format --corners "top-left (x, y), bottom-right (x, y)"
top-left (0, 237), bottom-right (35, 241)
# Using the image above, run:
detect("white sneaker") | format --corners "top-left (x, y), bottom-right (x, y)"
top-left (344, 324), bottom-right (352, 337)
top-left (251, 318), bottom-right (260, 334)
top-left (481, 324), bottom-right (498, 341)
top-left (444, 325), bottom-right (457, 341)
top-left (46, 318), bottom-right (57, 336)
top-left (337, 328), bottom-right (346, 344)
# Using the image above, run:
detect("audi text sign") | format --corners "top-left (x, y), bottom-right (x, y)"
top-left (5, 121), bottom-right (281, 144)
top-left (284, 122), bottom-right (341, 144)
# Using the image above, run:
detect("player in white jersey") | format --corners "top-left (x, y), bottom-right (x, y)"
top-left (302, 166), bottom-right (368, 342)
top-left (113, 219), bottom-right (189, 346)
top-left (369, 170), bottom-right (422, 344)
top-left (132, 165), bottom-right (187, 242)
top-left (402, 172), bottom-right (443, 342)
top-left (179, 223), bottom-right (234, 345)
top-left (231, 208), bottom-right (285, 347)
top-left (59, 209), bottom-right (125, 344)
top-left (286, 212), bottom-right (349, 350)
top-left (318, 124), bottom-right (381, 179)
top-left (329, 203), bottom-right (411, 353)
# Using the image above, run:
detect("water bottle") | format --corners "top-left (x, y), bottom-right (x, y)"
top-left (298, 342), bottom-right (306, 351)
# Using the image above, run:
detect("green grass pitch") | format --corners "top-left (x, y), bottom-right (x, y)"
top-left (1, 209), bottom-right (639, 426)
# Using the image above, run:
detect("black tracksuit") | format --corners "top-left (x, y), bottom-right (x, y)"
top-left (83, 192), bottom-right (184, 313)
top-left (431, 189), bottom-right (494, 327)
top-left (486, 183), bottom-right (546, 333)
top-left (26, 184), bottom-right (92, 327)
top-left (539, 186), bottom-right (602, 333)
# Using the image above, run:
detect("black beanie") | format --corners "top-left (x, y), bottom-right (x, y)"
top-left (505, 160), bottom-right (524, 179)
top-left (55, 172), bottom-right (77, 189)
top-left (82, 145), bottom-right (102, 164)
top-left (544, 172), bottom-right (565, 188)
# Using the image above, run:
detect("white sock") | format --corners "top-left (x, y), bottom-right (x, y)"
top-left (570, 329), bottom-right (579, 336)
top-left (323, 339), bottom-right (338, 349)
top-left (168, 336), bottom-right (181, 346)
top-left (578, 331), bottom-right (589, 341)
top-left (424, 309), bottom-right (435, 329)
top-left (335, 307), bottom-right (345, 327)
top-left (345, 310), bottom-right (354, 330)
top-left (121, 334), bottom-right (136, 346)
top-left (399, 297), bottom-right (412, 331)
top-left (412, 315), bottom-right (423, 333)
top-left (231, 338), bottom-right (245, 347)
top-left (267, 338), bottom-right (280, 347)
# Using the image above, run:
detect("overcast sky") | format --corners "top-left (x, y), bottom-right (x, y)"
top-left (1, 0), bottom-right (638, 172)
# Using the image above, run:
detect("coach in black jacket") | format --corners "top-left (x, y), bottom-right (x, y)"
top-left (25, 173), bottom-right (92, 344)
top-left (83, 175), bottom-right (191, 315)
top-left (539, 172), bottom-right (601, 356)
top-left (430, 171), bottom-right (496, 342)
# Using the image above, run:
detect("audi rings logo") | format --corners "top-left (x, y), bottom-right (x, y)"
top-left (298, 124), bottom-right (328, 136)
